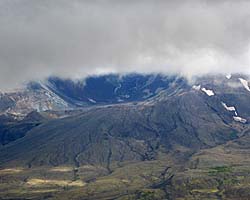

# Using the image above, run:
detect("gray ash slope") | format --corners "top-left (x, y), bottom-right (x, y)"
top-left (0, 73), bottom-right (250, 168)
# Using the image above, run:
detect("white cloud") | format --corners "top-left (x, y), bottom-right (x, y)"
top-left (0, 0), bottom-right (250, 90)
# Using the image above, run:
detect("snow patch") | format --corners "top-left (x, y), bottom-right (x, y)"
top-left (221, 102), bottom-right (238, 116)
top-left (114, 84), bottom-right (121, 94)
top-left (120, 94), bottom-right (130, 99)
top-left (239, 78), bottom-right (250, 91)
top-left (221, 101), bottom-right (247, 123)
top-left (226, 74), bottom-right (231, 79)
top-left (88, 98), bottom-right (96, 103)
top-left (192, 85), bottom-right (201, 90)
top-left (233, 116), bottom-right (247, 123)
top-left (201, 87), bottom-right (214, 96)
top-left (116, 97), bottom-right (124, 102)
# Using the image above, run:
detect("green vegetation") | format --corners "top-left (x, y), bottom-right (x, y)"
top-left (1, 161), bottom-right (250, 200)
top-left (208, 166), bottom-right (232, 175)
top-left (136, 189), bottom-right (165, 200)
top-left (0, 160), bottom-right (173, 200)
top-left (229, 131), bottom-right (238, 139)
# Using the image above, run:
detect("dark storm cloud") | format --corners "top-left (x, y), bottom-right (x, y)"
top-left (0, 0), bottom-right (250, 90)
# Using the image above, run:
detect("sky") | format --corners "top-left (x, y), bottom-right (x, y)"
top-left (1, 0), bottom-right (250, 90)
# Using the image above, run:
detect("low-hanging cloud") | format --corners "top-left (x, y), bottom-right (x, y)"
top-left (1, 0), bottom-right (250, 90)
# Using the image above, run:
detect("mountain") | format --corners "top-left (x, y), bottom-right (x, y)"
top-left (0, 83), bottom-right (71, 118)
top-left (1, 74), bottom-right (249, 167)
top-left (0, 73), bottom-right (250, 199)
top-left (46, 74), bottom-right (180, 105)
top-left (0, 74), bottom-right (181, 118)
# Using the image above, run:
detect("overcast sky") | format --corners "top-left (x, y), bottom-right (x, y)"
top-left (1, 0), bottom-right (250, 90)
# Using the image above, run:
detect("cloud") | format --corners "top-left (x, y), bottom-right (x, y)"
top-left (0, 0), bottom-right (250, 90)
